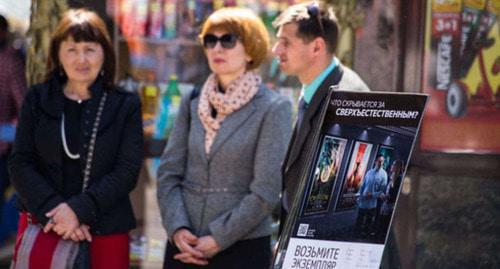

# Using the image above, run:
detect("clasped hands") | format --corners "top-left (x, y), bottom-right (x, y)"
top-left (42, 202), bottom-right (92, 242)
top-left (172, 228), bottom-right (221, 266)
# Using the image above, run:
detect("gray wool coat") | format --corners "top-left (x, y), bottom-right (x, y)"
top-left (157, 84), bottom-right (292, 251)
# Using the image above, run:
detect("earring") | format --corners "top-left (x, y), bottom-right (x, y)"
top-left (100, 69), bottom-right (104, 76)
top-left (59, 66), bottom-right (65, 77)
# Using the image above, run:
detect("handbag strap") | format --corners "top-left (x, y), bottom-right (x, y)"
top-left (82, 91), bottom-right (107, 192)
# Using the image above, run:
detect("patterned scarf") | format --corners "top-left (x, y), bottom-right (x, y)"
top-left (198, 71), bottom-right (261, 154)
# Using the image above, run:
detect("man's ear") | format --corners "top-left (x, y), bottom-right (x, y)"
top-left (312, 37), bottom-right (326, 54)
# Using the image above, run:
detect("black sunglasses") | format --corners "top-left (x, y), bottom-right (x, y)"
top-left (307, 2), bottom-right (326, 37)
top-left (202, 34), bottom-right (238, 49)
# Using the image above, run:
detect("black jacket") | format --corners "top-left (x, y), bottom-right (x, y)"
top-left (9, 77), bottom-right (144, 235)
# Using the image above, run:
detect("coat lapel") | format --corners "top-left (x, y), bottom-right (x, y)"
top-left (88, 79), bottom-right (109, 134)
top-left (190, 98), bottom-right (209, 163)
top-left (207, 92), bottom-right (259, 159)
top-left (37, 79), bottom-right (64, 165)
top-left (285, 66), bottom-right (343, 172)
top-left (285, 87), bottom-right (327, 172)
top-left (39, 78), bottom-right (65, 119)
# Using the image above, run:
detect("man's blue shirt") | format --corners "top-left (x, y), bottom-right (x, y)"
top-left (357, 167), bottom-right (388, 209)
top-left (300, 58), bottom-right (338, 104)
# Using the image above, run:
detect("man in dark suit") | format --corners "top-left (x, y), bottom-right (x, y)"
top-left (272, 1), bottom-right (370, 231)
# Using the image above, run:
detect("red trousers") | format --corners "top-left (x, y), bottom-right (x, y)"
top-left (14, 212), bottom-right (130, 269)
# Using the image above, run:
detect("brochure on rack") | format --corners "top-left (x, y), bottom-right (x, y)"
top-left (274, 90), bottom-right (428, 269)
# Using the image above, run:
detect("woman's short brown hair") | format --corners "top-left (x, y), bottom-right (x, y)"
top-left (46, 9), bottom-right (115, 88)
top-left (199, 8), bottom-right (270, 70)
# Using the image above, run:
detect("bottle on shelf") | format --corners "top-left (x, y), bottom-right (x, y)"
top-left (153, 82), bottom-right (170, 139)
top-left (165, 74), bottom-right (182, 137)
top-left (147, 0), bottom-right (164, 38)
top-left (141, 72), bottom-right (160, 122)
top-left (163, 0), bottom-right (177, 39)
top-left (133, 0), bottom-right (149, 37)
top-left (154, 74), bottom-right (181, 139)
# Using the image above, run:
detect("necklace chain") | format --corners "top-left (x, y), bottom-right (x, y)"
top-left (59, 91), bottom-right (107, 191)
top-left (61, 113), bottom-right (80, 159)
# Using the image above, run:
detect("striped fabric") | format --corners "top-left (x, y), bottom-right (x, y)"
top-left (11, 224), bottom-right (79, 269)
top-left (11, 224), bottom-right (78, 269)
top-left (12, 213), bottom-right (130, 269)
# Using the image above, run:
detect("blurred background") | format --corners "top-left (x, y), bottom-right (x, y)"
top-left (0, 0), bottom-right (498, 268)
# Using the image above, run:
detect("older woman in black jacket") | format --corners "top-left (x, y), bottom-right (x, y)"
top-left (9, 9), bottom-right (143, 268)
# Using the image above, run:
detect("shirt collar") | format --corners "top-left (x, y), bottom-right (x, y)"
top-left (300, 57), bottom-right (338, 104)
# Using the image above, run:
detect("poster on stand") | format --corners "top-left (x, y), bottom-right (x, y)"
top-left (273, 90), bottom-right (428, 269)
top-left (376, 145), bottom-right (394, 172)
top-left (336, 141), bottom-right (373, 211)
top-left (303, 136), bottom-right (348, 215)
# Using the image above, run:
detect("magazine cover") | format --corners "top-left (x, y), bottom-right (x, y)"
top-left (274, 90), bottom-right (428, 269)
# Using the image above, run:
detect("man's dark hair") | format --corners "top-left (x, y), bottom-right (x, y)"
top-left (0, 14), bottom-right (9, 32)
top-left (273, 1), bottom-right (339, 54)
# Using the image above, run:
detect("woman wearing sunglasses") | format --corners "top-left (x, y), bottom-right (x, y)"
top-left (157, 7), bottom-right (292, 269)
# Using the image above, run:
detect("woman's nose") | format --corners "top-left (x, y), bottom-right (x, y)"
top-left (77, 51), bottom-right (87, 62)
top-left (213, 41), bottom-right (224, 51)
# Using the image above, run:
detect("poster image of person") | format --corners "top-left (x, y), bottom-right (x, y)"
top-left (303, 136), bottom-right (347, 215)
top-left (335, 141), bottom-right (373, 211)
top-left (354, 154), bottom-right (388, 237)
top-left (372, 145), bottom-right (394, 236)
top-left (375, 159), bottom-right (405, 243)
top-left (376, 145), bottom-right (394, 172)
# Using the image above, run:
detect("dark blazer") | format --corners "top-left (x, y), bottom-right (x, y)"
top-left (157, 85), bottom-right (292, 251)
top-left (9, 77), bottom-right (143, 235)
top-left (281, 64), bottom-right (369, 225)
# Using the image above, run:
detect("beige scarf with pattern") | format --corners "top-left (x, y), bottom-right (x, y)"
top-left (198, 71), bottom-right (261, 154)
